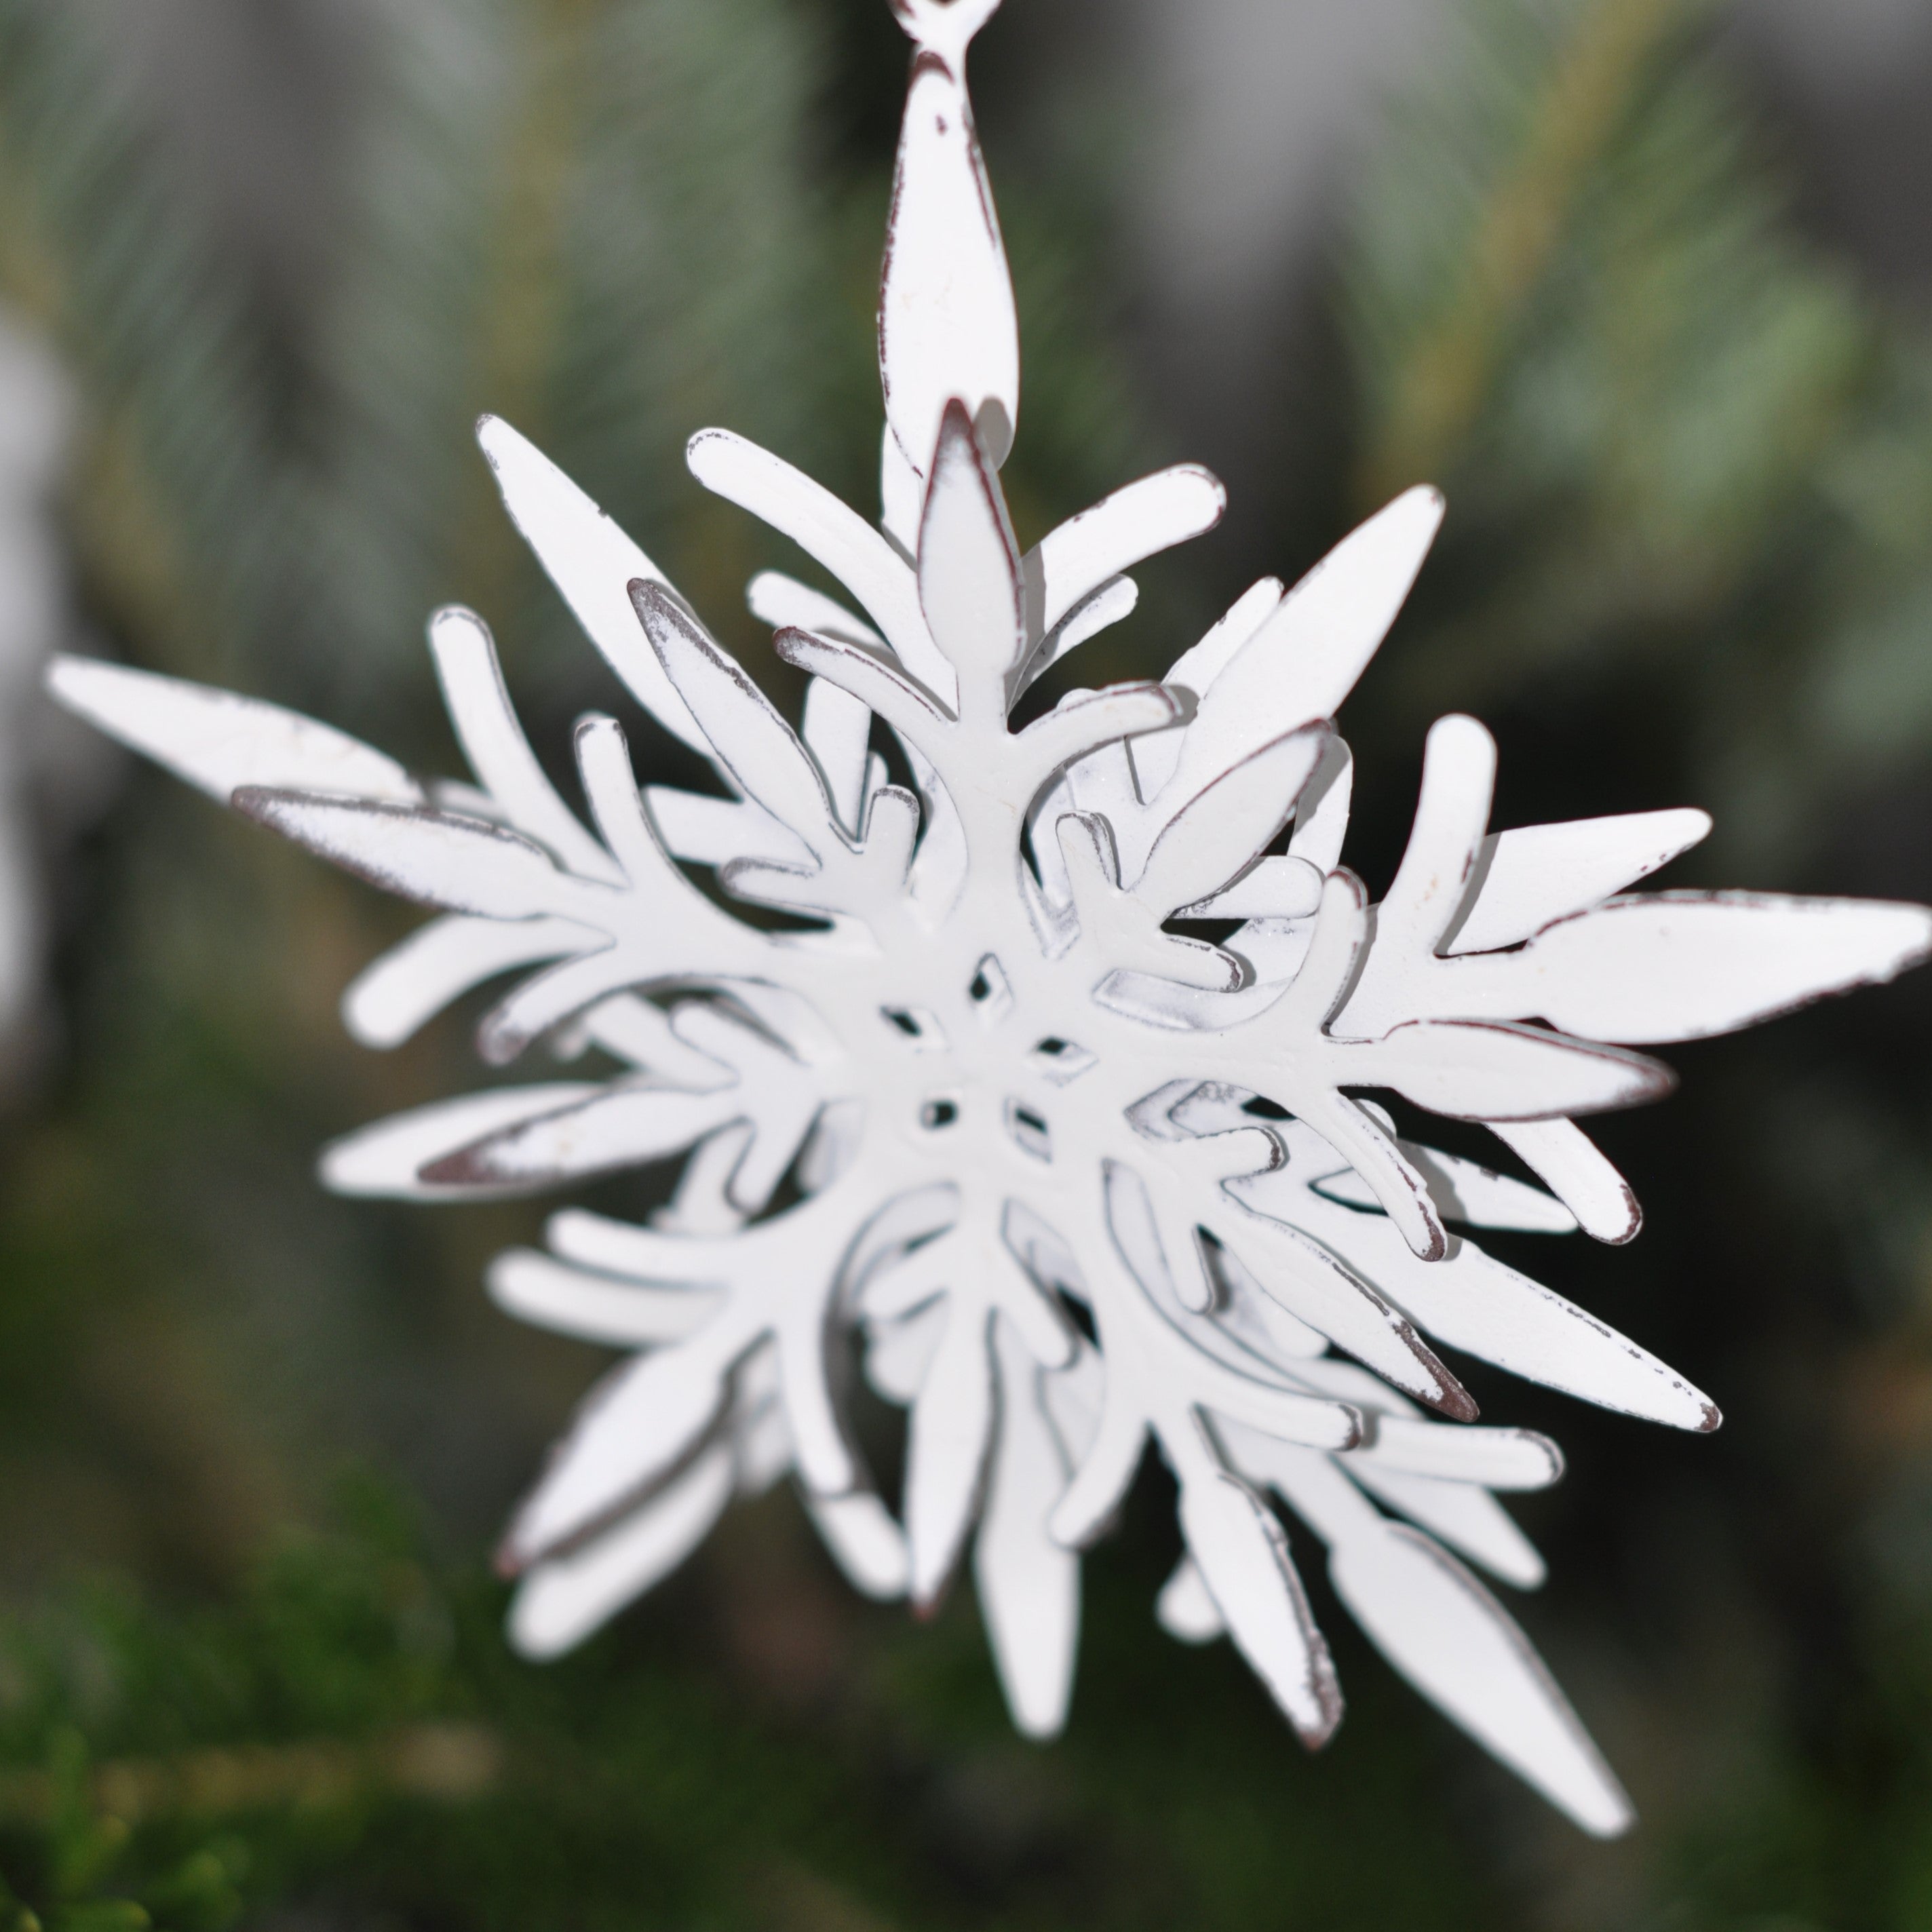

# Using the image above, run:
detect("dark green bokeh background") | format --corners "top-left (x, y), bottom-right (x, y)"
top-left (5, 0), bottom-right (1932, 1925)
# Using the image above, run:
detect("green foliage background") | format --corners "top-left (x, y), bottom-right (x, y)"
top-left (3, 0), bottom-right (1932, 1925)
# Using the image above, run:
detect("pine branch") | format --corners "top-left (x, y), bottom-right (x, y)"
top-left (304, 0), bottom-right (843, 721)
top-left (0, 1724), bottom-right (501, 1827)
top-left (1336, 0), bottom-right (1932, 863)
top-left (1354, 0), bottom-right (1688, 505)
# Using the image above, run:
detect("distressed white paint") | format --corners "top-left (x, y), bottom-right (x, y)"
top-left (45, 0), bottom-right (1932, 1844)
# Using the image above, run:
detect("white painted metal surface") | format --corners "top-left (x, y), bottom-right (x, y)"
top-left (45, 0), bottom-right (1932, 1841)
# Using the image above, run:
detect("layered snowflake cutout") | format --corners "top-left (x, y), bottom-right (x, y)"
top-left (48, 0), bottom-right (1932, 1836)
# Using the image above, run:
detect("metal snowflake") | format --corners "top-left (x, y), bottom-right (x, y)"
top-left (47, 0), bottom-right (1932, 1835)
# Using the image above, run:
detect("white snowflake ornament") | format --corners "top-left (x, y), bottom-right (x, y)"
top-left (46, 0), bottom-right (1932, 1838)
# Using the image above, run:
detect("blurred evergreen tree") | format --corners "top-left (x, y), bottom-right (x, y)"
top-left (1340, 1), bottom-right (1932, 1925)
top-left (3, 0), bottom-right (1932, 1925)
top-left (1345, 0), bottom-right (1932, 869)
